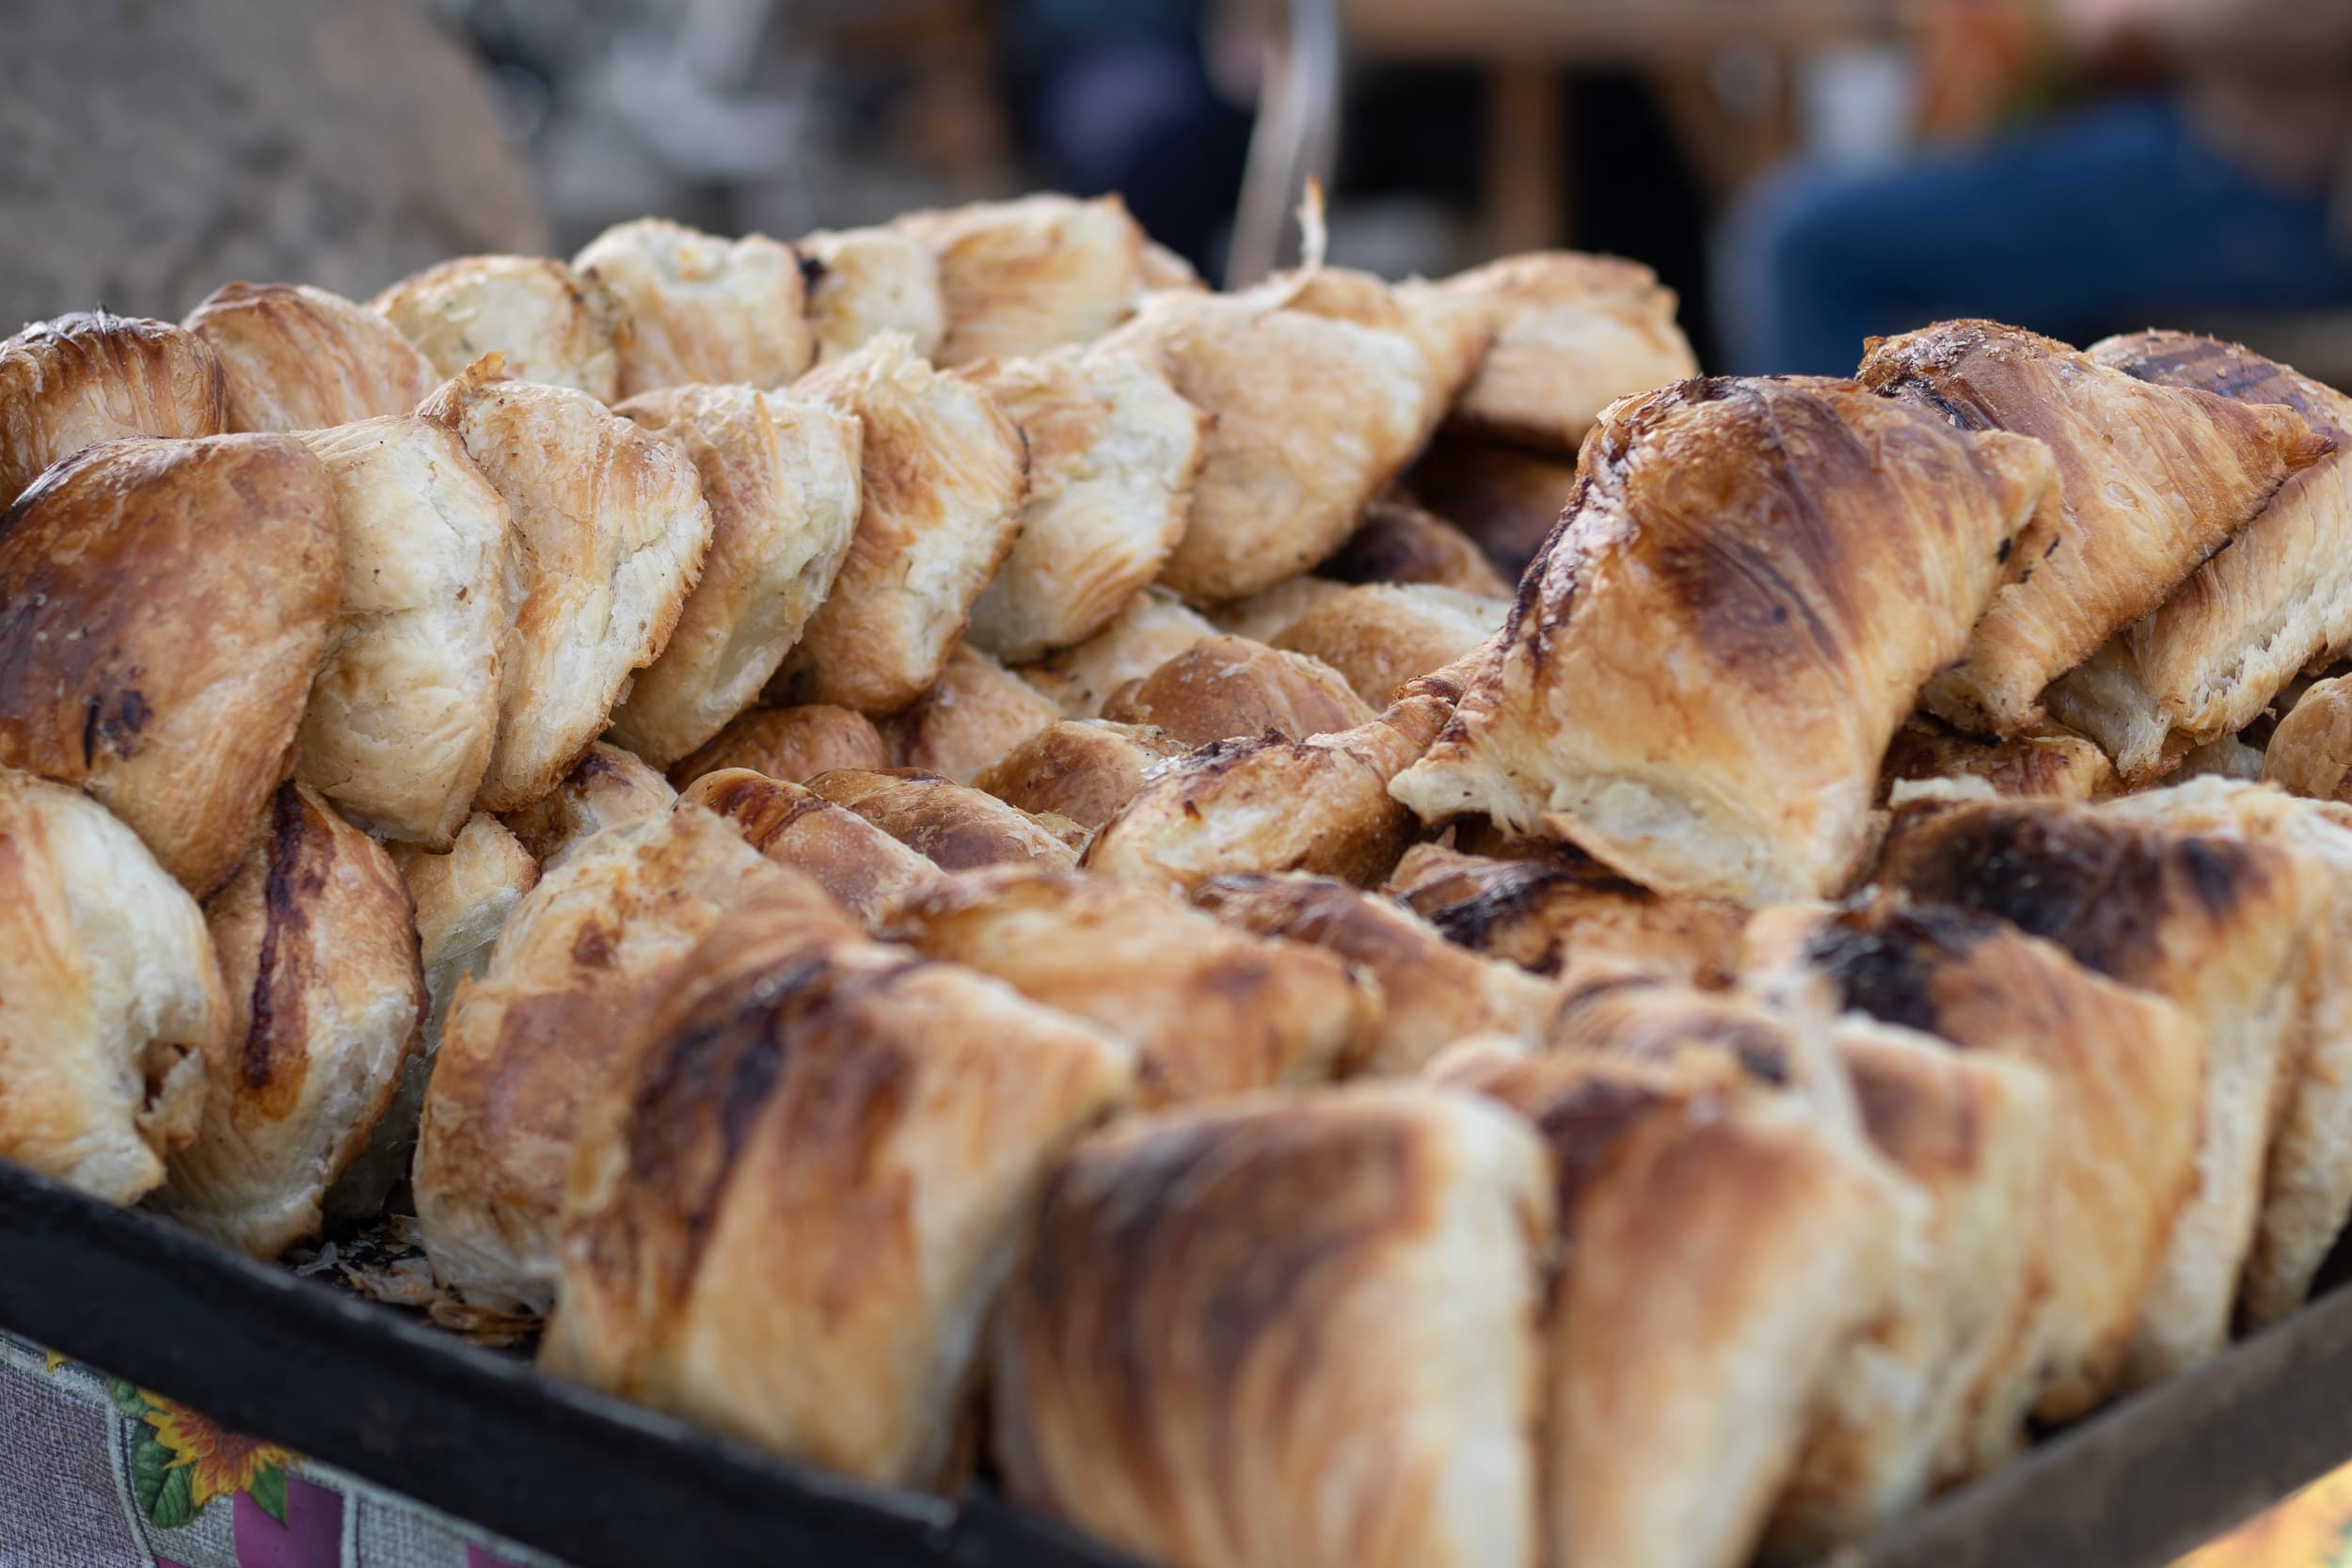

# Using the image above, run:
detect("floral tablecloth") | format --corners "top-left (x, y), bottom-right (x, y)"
top-left (0, 1332), bottom-right (564, 1568)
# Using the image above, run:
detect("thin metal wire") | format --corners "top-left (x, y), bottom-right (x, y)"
top-left (1223, 0), bottom-right (1342, 288)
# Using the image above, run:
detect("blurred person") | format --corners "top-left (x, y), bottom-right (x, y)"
top-left (1717, 0), bottom-right (2352, 375)
top-left (1003, 0), bottom-right (1257, 273)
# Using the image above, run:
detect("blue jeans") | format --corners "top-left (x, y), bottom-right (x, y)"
top-left (1715, 98), bottom-right (2352, 375)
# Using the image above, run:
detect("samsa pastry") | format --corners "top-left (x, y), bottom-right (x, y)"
top-left (973, 720), bottom-right (1190, 832)
top-left (1386, 842), bottom-right (1751, 987)
top-left (1858, 319), bottom-right (2328, 734)
top-left (681, 768), bottom-right (946, 924)
top-left (1319, 497), bottom-right (1513, 598)
top-left (545, 879), bottom-right (1133, 1488)
top-left (0, 434), bottom-right (339, 895)
top-left (156, 784), bottom-right (424, 1259)
top-left (1391, 376), bottom-right (2056, 905)
top-left (372, 255), bottom-right (623, 401)
top-left (770, 334), bottom-right (1027, 714)
top-left (995, 1085), bottom-right (1551, 1568)
top-left (2097, 780), bottom-right (2352, 1330)
top-left (1881, 715), bottom-right (2115, 804)
top-left (963, 346), bottom-right (1205, 660)
top-left (1100, 634), bottom-right (1374, 747)
top-left (885, 866), bottom-right (1375, 1104)
top-left (1403, 426), bottom-right (1581, 581)
top-left (498, 743), bottom-right (676, 867)
top-left (1267, 265), bottom-right (1488, 447)
top-left (183, 282), bottom-right (437, 432)
top-left (882, 643), bottom-right (1059, 784)
top-left (1742, 897), bottom-right (2201, 1439)
top-left (804, 768), bottom-right (1082, 872)
top-left (1272, 582), bottom-right (1505, 707)
top-left (1193, 872), bottom-right (1559, 1075)
top-left (2041, 333), bottom-right (2352, 782)
top-left (414, 803), bottom-right (798, 1309)
top-left (0, 309), bottom-right (226, 509)
top-left (794, 225), bottom-right (946, 363)
top-left (1017, 588), bottom-right (1216, 717)
top-left (893, 193), bottom-right (1150, 367)
top-left (574, 217), bottom-right (815, 397)
top-left (293, 416), bottom-right (510, 848)
top-left (1435, 1045), bottom-right (1899, 1568)
top-left (391, 813), bottom-right (538, 1056)
top-left (605, 383), bottom-right (861, 766)
top-left (419, 358), bottom-right (712, 811)
top-left (666, 704), bottom-right (889, 789)
top-left (2265, 673), bottom-right (2352, 803)
top-left (1204, 577), bottom-right (1353, 645)
top-left (1433, 252), bottom-right (1698, 451)
top-left (1102, 282), bottom-right (1433, 603)
top-left (1879, 790), bottom-right (2307, 1386)
top-left (0, 767), bottom-right (222, 1204)
top-left (1089, 675), bottom-right (1457, 892)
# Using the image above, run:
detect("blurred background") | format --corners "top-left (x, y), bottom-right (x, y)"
top-left (6, 0), bottom-right (2352, 386)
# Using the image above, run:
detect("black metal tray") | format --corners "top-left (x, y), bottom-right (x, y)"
top-left (3, 1157), bottom-right (2349, 1568)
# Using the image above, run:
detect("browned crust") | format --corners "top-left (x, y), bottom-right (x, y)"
top-left (0, 311), bottom-right (227, 508)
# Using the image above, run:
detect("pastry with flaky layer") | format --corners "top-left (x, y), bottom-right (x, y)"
top-left (574, 217), bottom-right (815, 397)
top-left (373, 255), bottom-right (623, 401)
top-left (1391, 375), bottom-right (2056, 904)
top-left (183, 282), bottom-right (437, 432)
top-left (0, 310), bottom-right (226, 509)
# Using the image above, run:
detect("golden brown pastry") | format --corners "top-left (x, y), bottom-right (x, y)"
top-left (1099, 634), bottom-right (1375, 747)
top-left (679, 768), bottom-right (946, 924)
top-left (2265, 673), bottom-right (2352, 802)
top-left (995, 1085), bottom-right (1552, 1568)
top-left (804, 768), bottom-right (1083, 872)
top-left (972, 719), bottom-right (1190, 832)
top-left (1193, 873), bottom-right (1560, 1074)
top-left (893, 193), bottom-right (1150, 367)
top-left (2097, 779), bottom-right (2352, 1330)
top-left (1391, 375), bottom-right (2056, 904)
top-left (183, 282), bottom-right (438, 432)
top-left (1319, 497), bottom-right (1514, 597)
top-left (1386, 841), bottom-right (1752, 986)
top-left (2037, 333), bottom-right (2352, 782)
top-left (545, 878), bottom-right (1133, 1487)
top-left (881, 643), bottom-right (1060, 784)
top-left (390, 812), bottom-right (539, 1055)
top-left (1741, 897), bottom-right (2202, 1442)
top-left (413, 802), bottom-right (799, 1308)
top-left (418, 357), bottom-right (713, 810)
top-left (1265, 265), bottom-right (1487, 448)
top-left (0, 434), bottom-right (339, 895)
top-left (1879, 791), bottom-right (2307, 1386)
top-left (573, 217), bottom-right (815, 397)
top-left (1435, 252), bottom-right (1698, 451)
top-left (1880, 714), bottom-right (2115, 803)
top-left (1088, 678), bottom-right (1455, 891)
top-left (0, 766), bottom-right (222, 1203)
top-left (1435, 1045), bottom-right (1900, 1568)
top-left (155, 784), bottom-right (424, 1258)
top-left (769, 334), bottom-right (1027, 714)
top-left (884, 866), bottom-right (1375, 1104)
top-left (794, 225), bottom-right (946, 363)
top-left (1272, 583), bottom-right (1506, 706)
top-left (371, 255), bottom-right (623, 401)
top-left (963, 347), bottom-right (1205, 659)
top-left (604, 383), bottom-right (862, 765)
top-left (1858, 320), bottom-right (2330, 734)
top-left (497, 742), bottom-right (676, 867)
top-left (1203, 576), bottom-right (1354, 644)
top-left (1016, 587), bottom-right (1217, 717)
top-left (1102, 282), bottom-right (1434, 603)
top-left (292, 416), bottom-right (511, 848)
top-left (0, 309), bottom-right (226, 510)
top-left (665, 704), bottom-right (890, 789)
top-left (1403, 426), bottom-right (1579, 580)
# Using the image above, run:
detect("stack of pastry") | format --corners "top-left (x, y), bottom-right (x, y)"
top-left (8, 189), bottom-right (2352, 1568)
